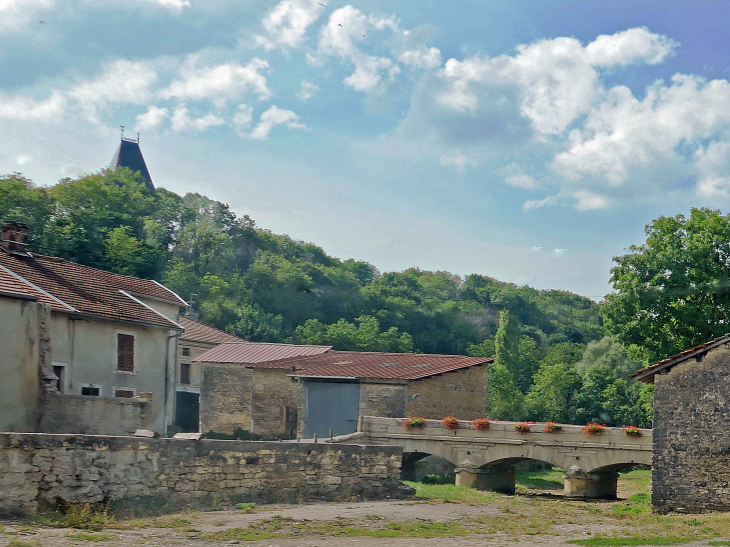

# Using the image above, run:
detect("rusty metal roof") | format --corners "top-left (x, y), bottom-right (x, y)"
top-left (629, 333), bottom-right (730, 384)
top-left (179, 316), bottom-right (244, 345)
top-left (194, 342), bottom-right (332, 364)
top-left (262, 351), bottom-right (492, 380)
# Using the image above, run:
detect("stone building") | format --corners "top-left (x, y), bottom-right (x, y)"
top-left (0, 220), bottom-right (186, 435)
top-left (196, 347), bottom-right (492, 439)
top-left (631, 335), bottom-right (730, 513)
top-left (174, 317), bottom-right (246, 432)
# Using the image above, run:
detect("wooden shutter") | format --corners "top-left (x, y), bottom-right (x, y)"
top-left (115, 389), bottom-right (135, 398)
top-left (117, 334), bottom-right (135, 372)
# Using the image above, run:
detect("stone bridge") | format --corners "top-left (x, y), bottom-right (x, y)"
top-left (331, 417), bottom-right (652, 499)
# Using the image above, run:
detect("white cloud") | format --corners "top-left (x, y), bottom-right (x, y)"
top-left (141, 0), bottom-right (190, 8)
top-left (135, 105), bottom-right (169, 131)
top-left (523, 195), bottom-right (559, 211)
top-left (399, 47), bottom-right (441, 69)
top-left (170, 105), bottom-right (225, 132)
top-left (0, 0), bottom-right (53, 32)
top-left (296, 80), bottom-right (319, 101)
top-left (255, 0), bottom-right (322, 50)
top-left (233, 104), bottom-right (254, 130)
top-left (70, 60), bottom-right (158, 123)
top-left (0, 91), bottom-right (65, 121)
top-left (161, 57), bottom-right (271, 103)
top-left (573, 190), bottom-right (610, 211)
top-left (439, 151), bottom-right (474, 173)
top-left (314, 6), bottom-right (400, 92)
top-left (696, 141), bottom-right (730, 199)
top-left (249, 105), bottom-right (305, 139)
top-left (585, 27), bottom-right (677, 68)
top-left (499, 162), bottom-right (539, 189)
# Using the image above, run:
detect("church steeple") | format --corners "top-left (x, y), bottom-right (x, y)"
top-left (108, 132), bottom-right (155, 191)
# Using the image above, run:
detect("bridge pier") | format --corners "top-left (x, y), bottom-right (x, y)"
top-left (455, 463), bottom-right (516, 494)
top-left (563, 465), bottom-right (618, 500)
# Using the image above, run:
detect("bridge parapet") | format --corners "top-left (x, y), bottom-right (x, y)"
top-left (333, 416), bottom-right (652, 500)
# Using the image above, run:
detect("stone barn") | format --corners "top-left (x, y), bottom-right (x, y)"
top-left (631, 334), bottom-right (730, 513)
top-left (196, 348), bottom-right (492, 440)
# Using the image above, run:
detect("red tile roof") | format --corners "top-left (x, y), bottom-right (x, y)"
top-left (253, 351), bottom-right (492, 380)
top-left (0, 249), bottom-right (183, 329)
top-left (194, 342), bottom-right (332, 364)
top-left (179, 316), bottom-right (244, 345)
top-left (629, 333), bottom-right (730, 384)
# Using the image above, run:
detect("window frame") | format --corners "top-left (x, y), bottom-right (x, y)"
top-left (80, 384), bottom-right (102, 397)
top-left (113, 387), bottom-right (137, 398)
top-left (116, 331), bottom-right (136, 374)
top-left (180, 362), bottom-right (192, 385)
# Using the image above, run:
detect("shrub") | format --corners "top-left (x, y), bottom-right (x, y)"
top-left (622, 425), bottom-right (642, 437)
top-left (472, 418), bottom-right (490, 431)
top-left (440, 416), bottom-right (459, 430)
top-left (583, 423), bottom-right (607, 436)
top-left (544, 422), bottom-right (563, 433)
top-left (514, 422), bottom-right (532, 433)
top-left (403, 417), bottom-right (426, 431)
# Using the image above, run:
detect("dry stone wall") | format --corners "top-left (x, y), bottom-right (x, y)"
top-left (0, 432), bottom-right (410, 516)
top-left (652, 346), bottom-right (730, 513)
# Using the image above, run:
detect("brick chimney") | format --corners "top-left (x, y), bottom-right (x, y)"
top-left (1, 220), bottom-right (30, 255)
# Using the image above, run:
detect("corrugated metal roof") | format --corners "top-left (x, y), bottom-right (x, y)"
top-left (194, 342), bottom-right (332, 364)
top-left (179, 316), bottom-right (244, 345)
top-left (265, 351), bottom-right (492, 380)
top-left (629, 333), bottom-right (730, 384)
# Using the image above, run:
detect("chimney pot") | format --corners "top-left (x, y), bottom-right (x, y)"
top-left (1, 220), bottom-right (30, 255)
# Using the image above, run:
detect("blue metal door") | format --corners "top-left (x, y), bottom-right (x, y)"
top-left (305, 381), bottom-right (359, 438)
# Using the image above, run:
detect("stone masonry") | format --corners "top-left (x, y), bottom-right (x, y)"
top-left (0, 432), bottom-right (411, 516)
top-left (652, 344), bottom-right (730, 513)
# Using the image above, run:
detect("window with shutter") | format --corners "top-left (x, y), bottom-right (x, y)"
top-left (180, 363), bottom-right (191, 385)
top-left (115, 389), bottom-right (135, 398)
top-left (117, 333), bottom-right (135, 372)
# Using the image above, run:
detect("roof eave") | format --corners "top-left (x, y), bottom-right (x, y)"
top-left (628, 336), bottom-right (730, 384)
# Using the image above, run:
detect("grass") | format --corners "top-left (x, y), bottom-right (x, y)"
top-left (236, 502), bottom-right (256, 513)
top-left (404, 481), bottom-right (498, 503)
top-left (7, 539), bottom-right (41, 547)
top-left (31, 504), bottom-right (108, 531)
top-left (516, 466), bottom-right (565, 491)
top-left (568, 538), bottom-right (692, 546)
top-left (66, 532), bottom-right (117, 541)
top-left (709, 542), bottom-right (730, 546)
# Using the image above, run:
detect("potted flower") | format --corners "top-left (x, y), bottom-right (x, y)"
top-left (622, 425), bottom-right (642, 437)
top-left (544, 422), bottom-right (563, 433)
top-left (472, 418), bottom-right (490, 431)
top-left (514, 421), bottom-right (532, 433)
top-left (402, 417), bottom-right (426, 431)
top-left (440, 416), bottom-right (459, 430)
top-left (583, 423), bottom-right (607, 436)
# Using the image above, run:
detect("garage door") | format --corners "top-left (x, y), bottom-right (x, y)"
top-left (305, 381), bottom-right (359, 438)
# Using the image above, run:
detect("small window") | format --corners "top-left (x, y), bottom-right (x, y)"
top-left (115, 389), bottom-right (135, 398)
top-left (53, 365), bottom-right (65, 393)
top-left (117, 333), bottom-right (135, 372)
top-left (81, 385), bottom-right (101, 396)
top-left (180, 363), bottom-right (191, 385)
top-left (182, 347), bottom-right (191, 357)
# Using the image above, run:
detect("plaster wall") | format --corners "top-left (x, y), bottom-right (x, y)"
top-left (0, 297), bottom-right (40, 432)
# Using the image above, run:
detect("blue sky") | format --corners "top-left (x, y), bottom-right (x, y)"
top-left (2, 0), bottom-right (730, 298)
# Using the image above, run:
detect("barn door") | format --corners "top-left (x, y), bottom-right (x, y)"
top-left (305, 381), bottom-right (359, 438)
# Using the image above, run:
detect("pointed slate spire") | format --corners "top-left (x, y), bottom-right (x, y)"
top-left (109, 136), bottom-right (155, 190)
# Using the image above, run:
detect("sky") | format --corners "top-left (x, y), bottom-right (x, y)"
top-left (2, 0), bottom-right (730, 299)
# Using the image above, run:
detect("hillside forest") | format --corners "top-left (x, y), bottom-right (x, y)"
top-left (1, 168), bottom-right (665, 427)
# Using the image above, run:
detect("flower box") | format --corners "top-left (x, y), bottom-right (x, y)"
top-left (622, 425), bottom-right (642, 437)
top-left (403, 417), bottom-right (426, 431)
top-left (514, 421), bottom-right (533, 433)
top-left (544, 422), bottom-right (563, 433)
top-left (583, 423), bottom-right (607, 436)
top-left (472, 418), bottom-right (490, 431)
top-left (440, 416), bottom-right (459, 430)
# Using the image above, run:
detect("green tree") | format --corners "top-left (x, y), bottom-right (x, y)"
top-left (603, 207), bottom-right (730, 363)
top-left (295, 315), bottom-right (413, 352)
top-left (525, 361), bottom-right (581, 423)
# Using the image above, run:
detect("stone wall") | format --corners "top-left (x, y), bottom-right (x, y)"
top-left (359, 382), bottom-right (406, 419)
top-left (38, 394), bottom-right (151, 436)
top-left (0, 432), bottom-right (410, 516)
top-left (405, 363), bottom-right (488, 419)
top-left (253, 369), bottom-right (300, 438)
top-left (200, 363), bottom-right (254, 434)
top-left (653, 344), bottom-right (730, 513)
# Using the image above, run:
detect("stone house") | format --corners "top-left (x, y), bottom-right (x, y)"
top-left (174, 316), bottom-right (245, 432)
top-left (196, 347), bottom-right (492, 439)
top-left (630, 334), bottom-right (730, 513)
top-left (0, 221), bottom-right (186, 435)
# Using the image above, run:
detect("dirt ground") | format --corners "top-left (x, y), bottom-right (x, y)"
top-left (0, 498), bottom-right (724, 547)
